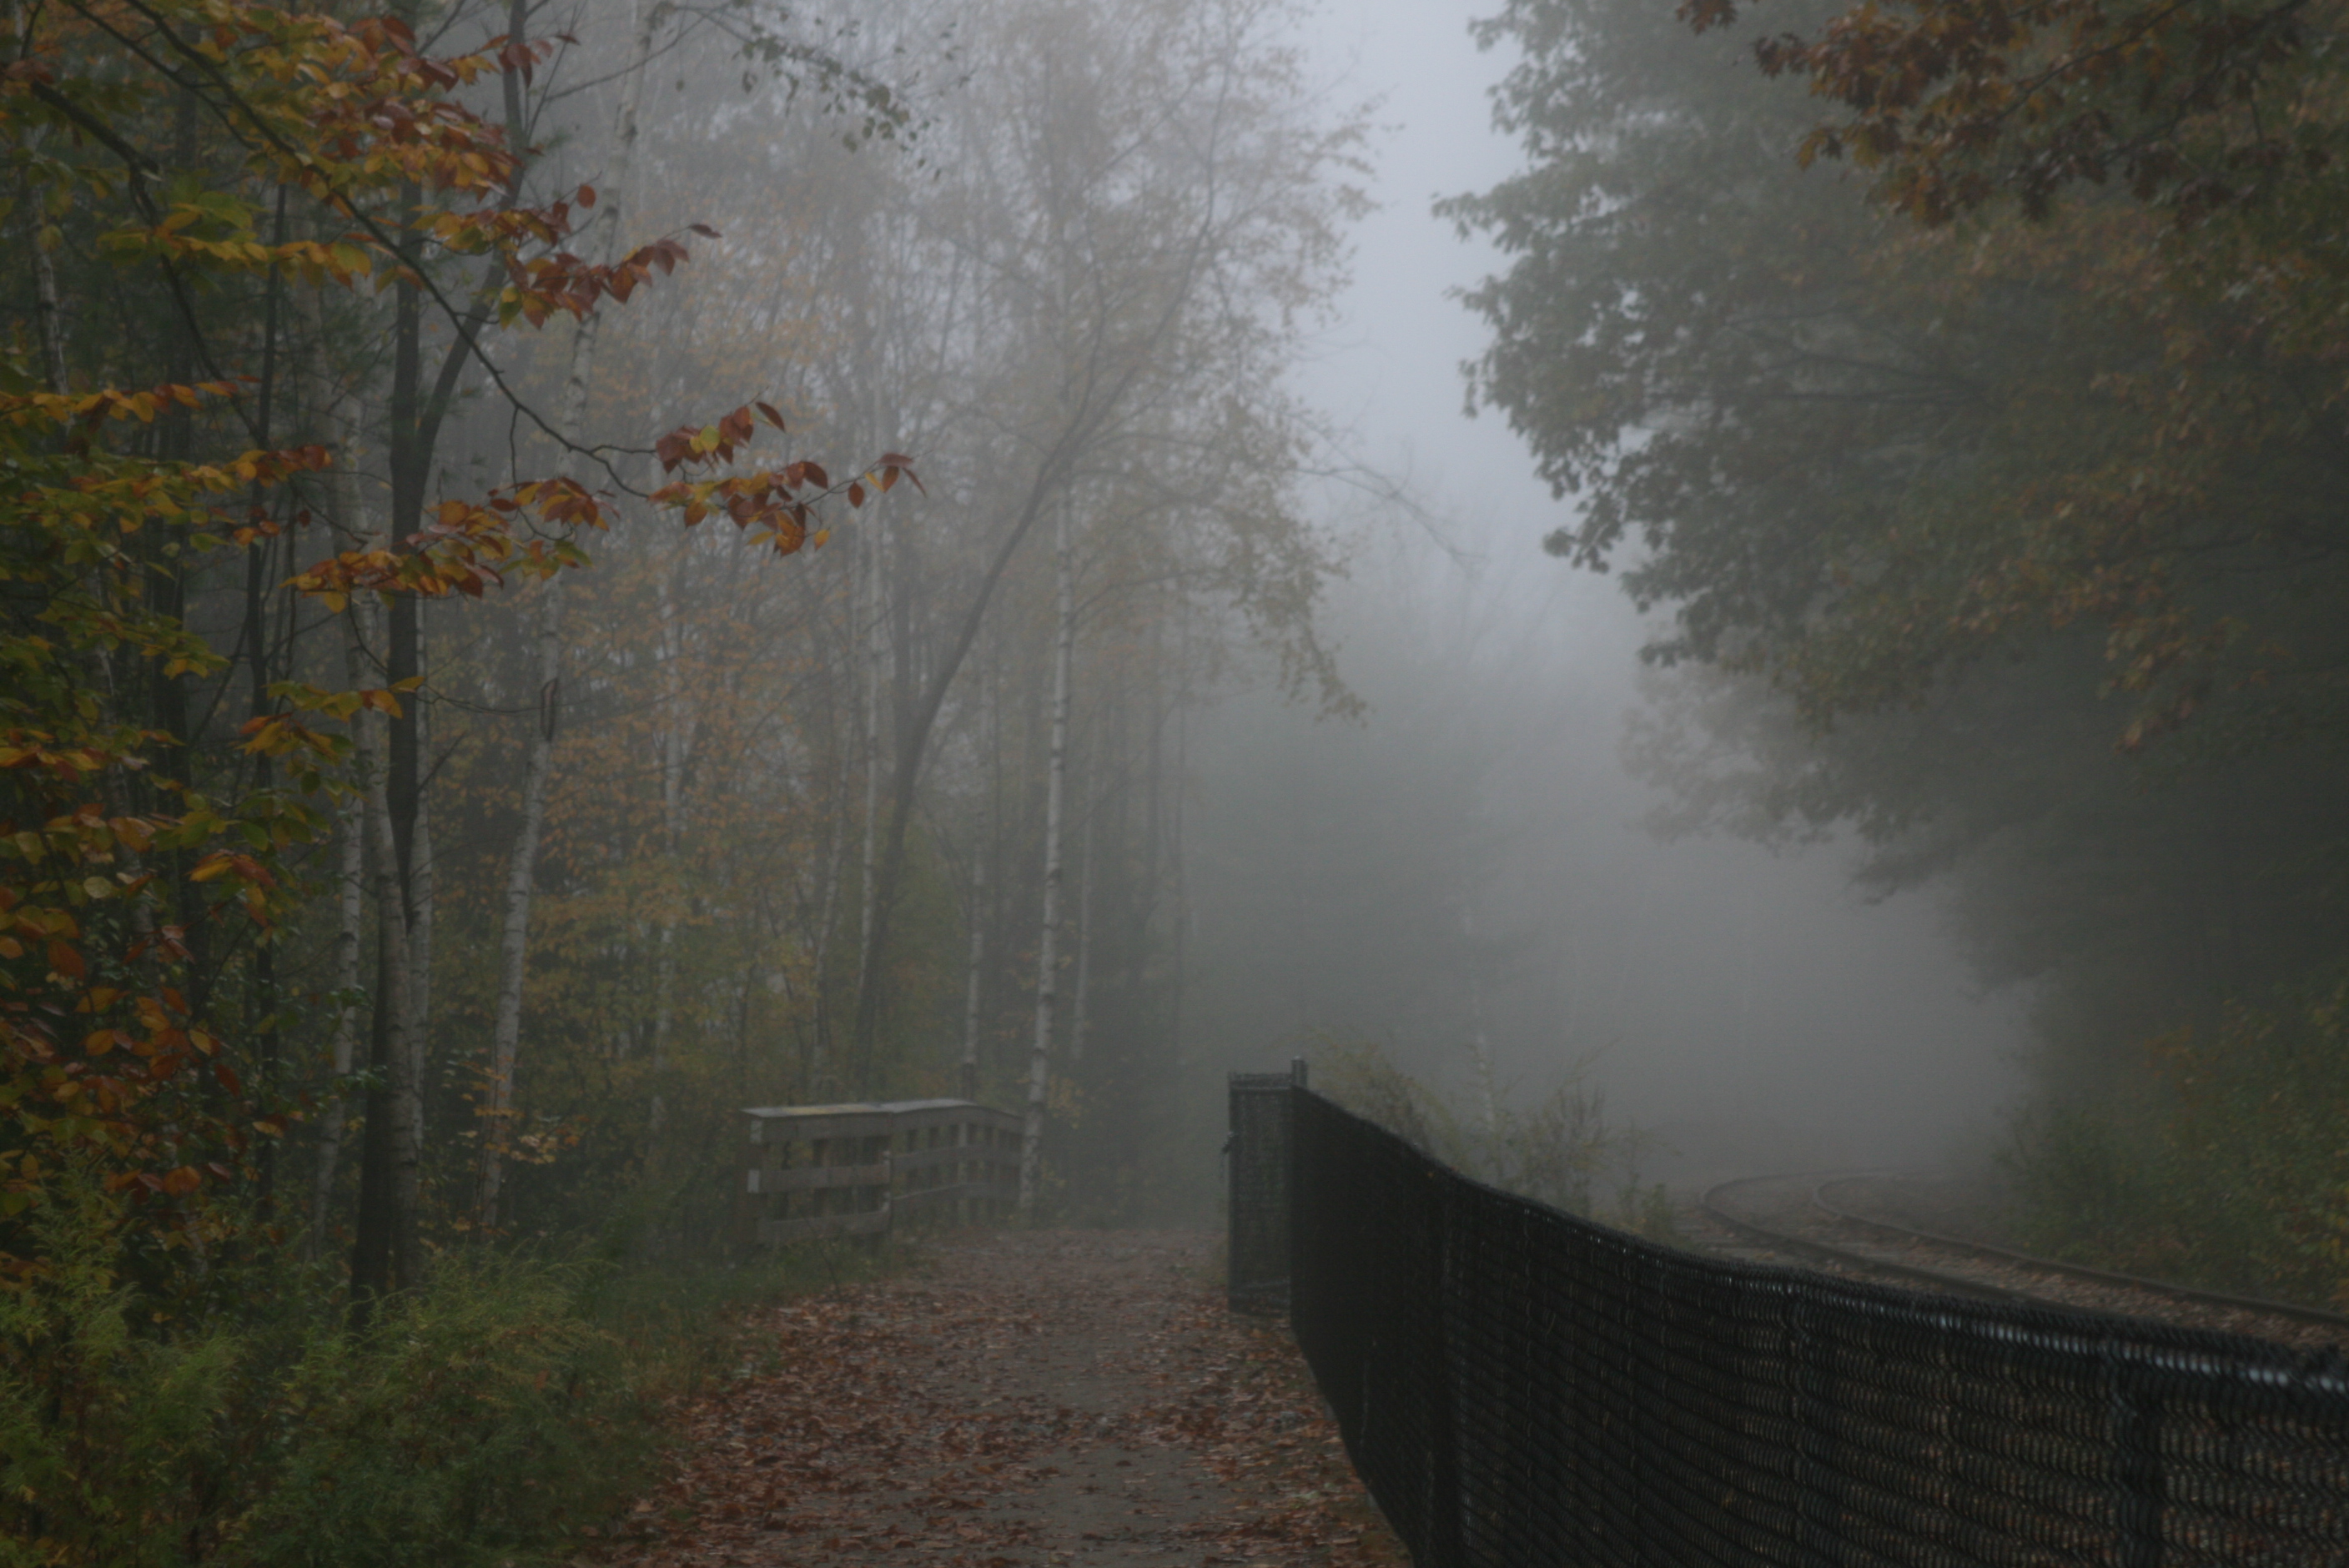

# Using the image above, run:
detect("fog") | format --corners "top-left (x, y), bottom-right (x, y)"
top-left (47, 0), bottom-right (2313, 1282)
top-left (1183, 1), bottom-right (2028, 1181)
top-left (28, 0), bottom-right (2349, 1540)
top-left (1187, 536), bottom-right (2032, 1182)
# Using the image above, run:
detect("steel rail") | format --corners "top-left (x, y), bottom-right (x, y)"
top-left (1698, 1173), bottom-right (2036, 1304)
top-left (1700, 1171), bottom-right (2349, 1332)
top-left (1808, 1173), bottom-right (2349, 1332)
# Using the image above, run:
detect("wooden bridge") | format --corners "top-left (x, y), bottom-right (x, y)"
top-left (738, 1098), bottom-right (1023, 1244)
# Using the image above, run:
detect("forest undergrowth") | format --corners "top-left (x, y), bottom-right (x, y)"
top-left (0, 1189), bottom-right (898, 1568)
top-left (2000, 972), bottom-right (2349, 1311)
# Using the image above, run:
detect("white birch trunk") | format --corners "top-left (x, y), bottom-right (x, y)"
top-left (649, 542), bottom-right (692, 1141)
top-left (480, 575), bottom-right (559, 1226)
top-left (479, 0), bottom-right (656, 1221)
top-left (808, 715), bottom-right (851, 1093)
top-left (1069, 787), bottom-right (1095, 1067)
top-left (958, 659), bottom-right (992, 1100)
top-left (1166, 608), bottom-right (1190, 1070)
top-left (1019, 504), bottom-right (1076, 1217)
top-left (1071, 727), bottom-right (1094, 1070)
top-left (299, 285), bottom-right (372, 1252)
top-left (852, 515), bottom-right (886, 1088)
top-left (350, 600), bottom-right (420, 1288)
top-left (309, 648), bottom-right (367, 1257)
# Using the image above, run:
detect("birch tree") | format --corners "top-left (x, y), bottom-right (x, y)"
top-left (1019, 502), bottom-right (1079, 1214)
top-left (843, 0), bottom-right (1368, 1081)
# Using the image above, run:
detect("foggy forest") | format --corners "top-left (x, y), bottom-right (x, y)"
top-left (5, 0), bottom-right (2348, 1557)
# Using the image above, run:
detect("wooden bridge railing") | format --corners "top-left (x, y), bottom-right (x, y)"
top-left (739, 1098), bottom-right (1023, 1245)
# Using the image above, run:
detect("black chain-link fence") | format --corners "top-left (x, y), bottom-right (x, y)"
top-left (1226, 1065), bottom-right (1303, 1314)
top-left (1237, 1081), bottom-right (2349, 1566)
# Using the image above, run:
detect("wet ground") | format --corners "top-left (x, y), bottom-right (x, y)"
top-left (601, 1229), bottom-right (1405, 1568)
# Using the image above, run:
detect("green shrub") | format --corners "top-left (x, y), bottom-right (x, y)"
top-left (2005, 972), bottom-right (2349, 1308)
top-left (224, 1258), bottom-right (644, 1568)
top-left (0, 1179), bottom-right (892, 1565)
top-left (0, 1180), bottom-right (241, 1568)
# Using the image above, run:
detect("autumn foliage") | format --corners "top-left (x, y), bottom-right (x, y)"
top-left (0, 0), bottom-right (913, 1278)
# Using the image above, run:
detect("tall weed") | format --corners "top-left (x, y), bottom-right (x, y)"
top-left (1302, 1035), bottom-right (1676, 1239)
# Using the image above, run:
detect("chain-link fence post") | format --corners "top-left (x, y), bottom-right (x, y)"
top-left (1225, 1059), bottom-right (1305, 1314)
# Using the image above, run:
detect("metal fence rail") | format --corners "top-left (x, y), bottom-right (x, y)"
top-left (1241, 1082), bottom-right (2349, 1567)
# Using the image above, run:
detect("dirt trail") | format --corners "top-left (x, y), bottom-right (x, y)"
top-left (602, 1229), bottom-right (1403, 1568)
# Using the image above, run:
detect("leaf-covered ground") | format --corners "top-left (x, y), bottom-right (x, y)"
top-left (596, 1229), bottom-right (1406, 1568)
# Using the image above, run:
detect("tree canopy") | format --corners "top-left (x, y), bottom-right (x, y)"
top-left (1452, 0), bottom-right (2349, 1294)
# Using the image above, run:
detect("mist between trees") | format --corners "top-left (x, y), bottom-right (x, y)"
top-left (0, 0), bottom-right (1371, 1554)
top-left (13, 0), bottom-right (2349, 1552)
top-left (1429, 0), bottom-right (2349, 1308)
top-left (1, 0), bottom-right (1368, 1259)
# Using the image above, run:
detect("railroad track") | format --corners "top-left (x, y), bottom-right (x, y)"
top-left (1696, 1169), bottom-right (2349, 1348)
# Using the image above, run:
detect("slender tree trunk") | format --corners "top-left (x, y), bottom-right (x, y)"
top-left (958, 658), bottom-right (991, 1101)
top-left (347, 603), bottom-right (418, 1318)
top-left (311, 772), bottom-right (364, 1258)
top-left (299, 283), bottom-right (368, 1255)
top-left (361, 0), bottom-right (560, 1271)
top-left (1069, 770), bottom-right (1095, 1067)
top-left (480, 0), bottom-right (656, 1222)
top-left (851, 415), bottom-right (1106, 1068)
top-left (22, 188), bottom-right (66, 393)
top-left (481, 575), bottom-right (559, 1220)
top-left (384, 594), bottom-right (426, 1280)
top-left (481, 576), bottom-right (559, 1227)
top-left (1462, 901), bottom-right (1499, 1144)
top-left (853, 516), bottom-right (886, 1088)
top-left (352, 198), bottom-right (428, 1295)
top-left (808, 693), bottom-right (851, 1095)
top-left (649, 540), bottom-right (692, 1141)
top-left (1166, 608), bottom-right (1190, 1078)
top-left (405, 618), bottom-right (434, 1151)
top-left (1019, 505), bottom-right (1077, 1218)
top-left (244, 193), bottom-right (289, 1211)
